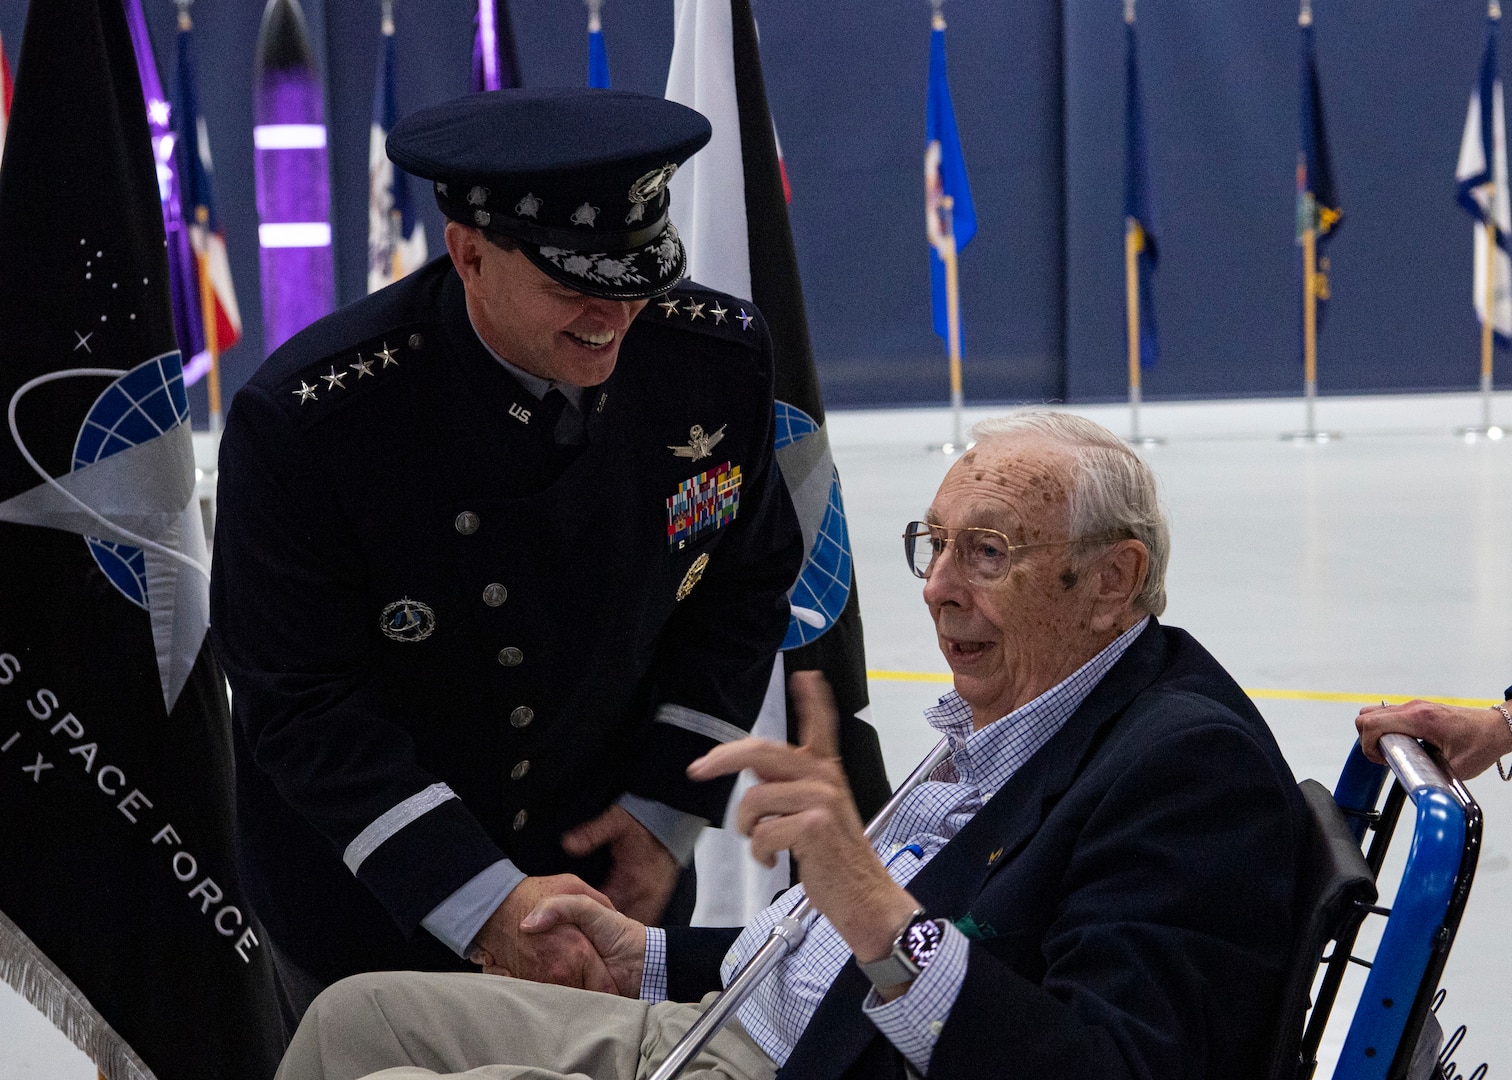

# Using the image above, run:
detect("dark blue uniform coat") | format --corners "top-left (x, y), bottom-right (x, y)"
top-left (666, 622), bottom-right (1308, 1080)
top-left (210, 258), bottom-right (802, 984)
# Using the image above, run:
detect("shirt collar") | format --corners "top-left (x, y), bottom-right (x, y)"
top-left (923, 616), bottom-right (1150, 799)
top-left (466, 312), bottom-right (586, 412)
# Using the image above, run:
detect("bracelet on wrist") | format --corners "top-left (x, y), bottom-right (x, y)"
top-left (1493, 703), bottom-right (1512, 782)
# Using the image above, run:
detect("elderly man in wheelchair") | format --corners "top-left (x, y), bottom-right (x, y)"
top-left (276, 410), bottom-right (1321, 1080)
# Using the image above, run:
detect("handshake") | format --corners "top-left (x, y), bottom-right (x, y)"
top-left (463, 672), bottom-right (918, 999)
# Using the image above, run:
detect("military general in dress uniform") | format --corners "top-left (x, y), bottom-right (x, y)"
top-left (209, 88), bottom-right (803, 1035)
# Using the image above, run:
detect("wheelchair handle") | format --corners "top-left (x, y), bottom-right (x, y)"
top-left (1378, 732), bottom-right (1455, 797)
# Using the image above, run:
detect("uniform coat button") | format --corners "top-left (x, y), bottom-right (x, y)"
top-left (408, 333), bottom-right (424, 349)
top-left (510, 760), bottom-right (530, 780)
top-left (454, 511), bottom-right (480, 535)
top-left (482, 583), bottom-right (508, 607)
top-left (509, 706), bottom-right (534, 728)
top-left (497, 646), bottom-right (523, 667)
top-left (512, 810), bottom-right (528, 831)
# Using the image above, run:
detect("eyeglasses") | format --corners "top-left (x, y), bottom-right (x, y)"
top-left (902, 521), bottom-right (1103, 585)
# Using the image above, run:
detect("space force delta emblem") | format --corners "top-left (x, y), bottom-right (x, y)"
top-left (667, 461), bottom-right (741, 550)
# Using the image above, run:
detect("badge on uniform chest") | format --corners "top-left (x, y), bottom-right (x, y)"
top-left (666, 461), bottom-right (741, 550)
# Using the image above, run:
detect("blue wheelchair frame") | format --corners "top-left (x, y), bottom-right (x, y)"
top-left (1314, 737), bottom-right (1483, 1080)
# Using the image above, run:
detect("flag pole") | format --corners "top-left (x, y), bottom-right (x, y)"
top-left (1123, 0), bottom-right (1163, 448)
top-left (1458, 0), bottom-right (1506, 441)
top-left (1283, 0), bottom-right (1340, 444)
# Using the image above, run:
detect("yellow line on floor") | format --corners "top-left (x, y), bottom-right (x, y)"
top-left (866, 670), bottom-right (1498, 708)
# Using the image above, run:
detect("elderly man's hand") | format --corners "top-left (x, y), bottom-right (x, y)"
top-left (560, 804), bottom-right (680, 924)
top-left (1356, 699), bottom-right (1512, 780)
top-left (686, 671), bottom-right (922, 978)
top-left (468, 875), bottom-right (618, 993)
top-left (520, 893), bottom-right (648, 998)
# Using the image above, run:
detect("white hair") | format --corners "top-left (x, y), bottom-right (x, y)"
top-left (969, 409), bottom-right (1170, 616)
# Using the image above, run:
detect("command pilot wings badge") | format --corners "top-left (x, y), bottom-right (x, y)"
top-left (669, 423), bottom-right (726, 461)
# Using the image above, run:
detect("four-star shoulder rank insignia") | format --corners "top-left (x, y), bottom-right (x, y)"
top-left (669, 423), bottom-right (727, 461)
top-left (322, 365), bottom-right (348, 391)
top-left (737, 309), bottom-right (754, 330)
top-left (375, 342), bottom-right (400, 367)
top-left (710, 302), bottom-right (728, 325)
top-left (350, 355), bottom-right (375, 378)
top-left (658, 298), bottom-right (681, 318)
top-left (293, 380), bottom-right (318, 404)
top-left (683, 300), bottom-right (706, 320)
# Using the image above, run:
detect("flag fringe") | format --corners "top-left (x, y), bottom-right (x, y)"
top-left (0, 907), bottom-right (156, 1080)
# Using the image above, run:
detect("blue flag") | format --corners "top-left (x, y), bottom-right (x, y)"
top-left (1124, 19), bottom-right (1159, 369)
top-left (1454, 10), bottom-right (1512, 342)
top-left (1297, 21), bottom-right (1342, 345)
top-left (588, 4), bottom-right (610, 89)
top-left (925, 18), bottom-right (975, 348)
top-left (368, 8), bottom-right (427, 293)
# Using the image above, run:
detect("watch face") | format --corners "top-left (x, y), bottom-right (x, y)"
top-left (903, 917), bottom-right (946, 968)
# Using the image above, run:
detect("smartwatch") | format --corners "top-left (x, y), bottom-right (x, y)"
top-left (859, 908), bottom-right (949, 992)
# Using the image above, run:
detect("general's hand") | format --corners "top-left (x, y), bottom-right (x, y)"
top-left (468, 874), bottom-right (618, 993)
top-left (686, 671), bottom-right (920, 974)
top-left (1356, 699), bottom-right (1512, 780)
top-left (560, 804), bottom-right (680, 924)
top-left (520, 893), bottom-right (648, 998)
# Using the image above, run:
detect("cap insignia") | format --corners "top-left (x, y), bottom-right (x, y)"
top-left (467, 185), bottom-right (490, 207)
top-left (710, 302), bottom-right (728, 325)
top-left (629, 163), bottom-right (678, 204)
top-left (625, 201), bottom-right (647, 225)
top-left (515, 192), bottom-right (542, 219)
top-left (537, 245), bottom-right (651, 290)
top-left (571, 202), bottom-right (601, 227)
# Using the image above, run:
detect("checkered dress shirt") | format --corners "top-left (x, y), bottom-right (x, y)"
top-left (641, 618), bottom-right (1149, 1073)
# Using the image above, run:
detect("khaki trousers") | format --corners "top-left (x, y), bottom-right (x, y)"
top-left (276, 971), bottom-right (777, 1080)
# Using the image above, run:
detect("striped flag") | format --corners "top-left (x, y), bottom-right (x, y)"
top-left (175, 3), bottom-right (243, 381)
top-left (666, 0), bottom-right (888, 925)
top-left (588, 0), bottom-right (610, 88)
top-left (1456, 7), bottom-right (1512, 342)
top-left (368, 4), bottom-right (427, 293)
top-left (925, 13), bottom-right (975, 348)
top-left (1124, 15), bottom-right (1159, 368)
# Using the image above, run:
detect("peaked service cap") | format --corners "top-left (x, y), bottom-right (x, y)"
top-left (388, 88), bottom-right (712, 301)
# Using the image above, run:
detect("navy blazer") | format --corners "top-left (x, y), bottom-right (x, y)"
top-left (667, 622), bottom-right (1307, 1080)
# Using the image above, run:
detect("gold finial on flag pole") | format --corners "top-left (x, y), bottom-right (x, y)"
top-left (586, 0), bottom-right (604, 33)
top-left (1299, 0), bottom-right (1313, 28)
top-left (1125, 0), bottom-right (1136, 26)
top-left (175, 0), bottom-right (192, 32)
top-left (1492, 1), bottom-right (1503, 21)
top-left (381, 0), bottom-right (394, 35)
top-left (930, 0), bottom-right (946, 33)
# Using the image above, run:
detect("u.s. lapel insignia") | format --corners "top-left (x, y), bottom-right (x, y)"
top-left (987, 847), bottom-right (1004, 865)
top-left (380, 597), bottom-right (436, 642)
top-left (669, 423), bottom-right (726, 461)
top-left (676, 553), bottom-right (710, 601)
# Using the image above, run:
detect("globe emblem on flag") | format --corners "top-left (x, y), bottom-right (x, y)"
top-left (69, 352), bottom-right (190, 609)
top-left (774, 401), bottom-right (852, 650)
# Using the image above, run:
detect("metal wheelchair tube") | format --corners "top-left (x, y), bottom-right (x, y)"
top-left (645, 737), bottom-right (954, 1080)
top-left (1377, 733), bottom-right (1453, 799)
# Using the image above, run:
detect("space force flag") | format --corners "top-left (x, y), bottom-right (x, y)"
top-left (1456, 6), bottom-right (1512, 342)
top-left (0, 0), bottom-right (281, 1076)
top-left (667, 0), bottom-right (889, 925)
top-left (368, 2), bottom-right (427, 293)
top-left (925, 12), bottom-right (976, 348)
top-left (1124, 15), bottom-right (1159, 369)
top-left (174, 2), bottom-right (243, 373)
top-left (1298, 17), bottom-right (1343, 341)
